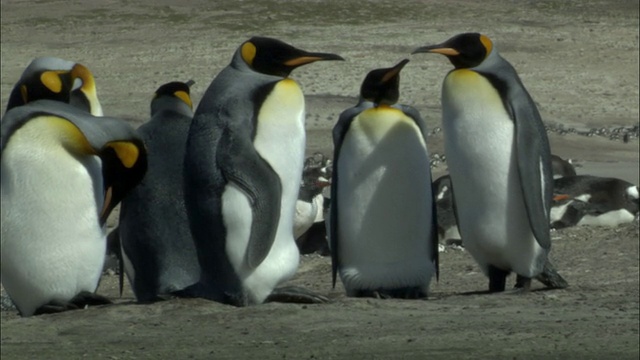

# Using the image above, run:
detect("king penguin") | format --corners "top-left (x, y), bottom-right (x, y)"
top-left (183, 37), bottom-right (344, 306)
top-left (330, 59), bottom-right (439, 299)
top-left (1, 99), bottom-right (147, 316)
top-left (5, 57), bottom-right (104, 116)
top-left (119, 80), bottom-right (199, 302)
top-left (413, 33), bottom-right (568, 292)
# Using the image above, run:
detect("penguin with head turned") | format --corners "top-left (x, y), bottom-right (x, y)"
top-left (330, 59), bottom-right (439, 299)
top-left (182, 37), bottom-right (344, 306)
top-left (413, 33), bottom-right (568, 292)
top-left (118, 80), bottom-right (199, 303)
top-left (5, 57), bottom-right (104, 116)
top-left (1, 98), bottom-right (147, 316)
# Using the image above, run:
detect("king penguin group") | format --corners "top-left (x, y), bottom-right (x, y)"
top-left (10, 30), bottom-right (640, 317)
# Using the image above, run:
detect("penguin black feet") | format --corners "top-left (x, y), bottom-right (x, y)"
top-left (265, 286), bottom-right (330, 304)
top-left (33, 291), bottom-right (112, 315)
top-left (487, 265), bottom-right (510, 293)
top-left (351, 287), bottom-right (428, 300)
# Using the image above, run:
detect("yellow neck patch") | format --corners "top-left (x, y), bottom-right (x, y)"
top-left (174, 90), bottom-right (192, 109)
top-left (106, 141), bottom-right (139, 168)
top-left (40, 70), bottom-right (65, 93)
top-left (479, 35), bottom-right (493, 58)
top-left (241, 42), bottom-right (257, 67)
top-left (47, 116), bottom-right (96, 155)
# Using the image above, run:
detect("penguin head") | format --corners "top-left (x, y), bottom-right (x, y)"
top-left (360, 59), bottom-right (409, 106)
top-left (151, 80), bottom-right (195, 113)
top-left (69, 62), bottom-right (104, 116)
top-left (412, 33), bottom-right (493, 69)
top-left (6, 69), bottom-right (75, 111)
top-left (238, 36), bottom-right (344, 77)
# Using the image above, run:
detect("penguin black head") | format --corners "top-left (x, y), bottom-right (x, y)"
top-left (360, 59), bottom-right (409, 106)
top-left (6, 69), bottom-right (75, 111)
top-left (412, 33), bottom-right (493, 69)
top-left (239, 36), bottom-right (344, 77)
top-left (152, 80), bottom-right (195, 109)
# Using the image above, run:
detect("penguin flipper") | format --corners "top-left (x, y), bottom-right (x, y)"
top-left (329, 104), bottom-right (367, 288)
top-left (488, 76), bottom-right (554, 251)
top-left (218, 130), bottom-right (282, 270)
top-left (397, 103), bottom-right (440, 279)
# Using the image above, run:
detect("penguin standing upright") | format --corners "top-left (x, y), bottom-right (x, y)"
top-left (413, 33), bottom-right (567, 292)
top-left (330, 59), bottom-right (439, 299)
top-left (118, 80), bottom-right (198, 302)
top-left (1, 100), bottom-right (147, 316)
top-left (4, 57), bottom-right (103, 116)
top-left (183, 37), bottom-right (343, 306)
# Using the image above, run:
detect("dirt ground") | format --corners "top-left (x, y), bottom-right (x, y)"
top-left (1, 0), bottom-right (639, 359)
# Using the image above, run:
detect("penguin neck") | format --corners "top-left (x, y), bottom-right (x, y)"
top-left (150, 97), bottom-right (193, 118)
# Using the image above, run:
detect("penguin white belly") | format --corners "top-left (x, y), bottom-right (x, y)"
top-left (293, 198), bottom-right (319, 239)
top-left (441, 69), bottom-right (545, 277)
top-left (222, 79), bottom-right (304, 304)
top-left (1, 119), bottom-right (105, 316)
top-left (337, 107), bottom-right (435, 292)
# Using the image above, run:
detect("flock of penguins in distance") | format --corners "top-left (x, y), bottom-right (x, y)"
top-left (1, 33), bottom-right (639, 317)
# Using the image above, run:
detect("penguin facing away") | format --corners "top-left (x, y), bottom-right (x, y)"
top-left (1, 100), bottom-right (147, 316)
top-left (5, 57), bottom-right (104, 116)
top-left (413, 33), bottom-right (567, 292)
top-left (330, 59), bottom-right (439, 299)
top-left (119, 80), bottom-right (199, 303)
top-left (182, 37), bottom-right (344, 306)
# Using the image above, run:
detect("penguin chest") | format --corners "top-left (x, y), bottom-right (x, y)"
top-left (222, 79), bottom-right (305, 302)
top-left (336, 107), bottom-right (434, 289)
top-left (440, 70), bottom-right (541, 274)
top-left (1, 117), bottom-right (106, 315)
top-left (254, 78), bottom-right (306, 212)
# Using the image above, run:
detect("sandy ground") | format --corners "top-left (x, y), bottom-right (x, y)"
top-left (1, 0), bottom-right (639, 359)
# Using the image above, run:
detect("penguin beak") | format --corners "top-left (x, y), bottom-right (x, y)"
top-left (284, 52), bottom-right (345, 67)
top-left (185, 79), bottom-right (196, 87)
top-left (381, 59), bottom-right (410, 83)
top-left (412, 45), bottom-right (459, 56)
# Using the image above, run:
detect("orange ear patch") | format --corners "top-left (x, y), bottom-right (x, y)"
top-left (105, 141), bottom-right (140, 168)
top-left (241, 41), bottom-right (257, 66)
top-left (174, 90), bottom-right (192, 109)
top-left (40, 70), bottom-right (66, 93)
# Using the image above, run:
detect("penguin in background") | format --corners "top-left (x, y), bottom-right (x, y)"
top-left (432, 174), bottom-right (462, 246)
top-left (413, 33), bottom-right (567, 293)
top-left (118, 80), bottom-right (199, 303)
top-left (182, 37), bottom-right (344, 306)
top-left (4, 57), bottom-right (104, 116)
top-left (551, 175), bottom-right (639, 228)
top-left (1, 100), bottom-right (147, 316)
top-left (330, 59), bottom-right (439, 299)
top-left (551, 154), bottom-right (576, 179)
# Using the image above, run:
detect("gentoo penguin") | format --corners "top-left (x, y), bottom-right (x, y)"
top-left (5, 57), bottom-right (104, 116)
top-left (118, 80), bottom-right (199, 302)
top-left (1, 100), bottom-right (147, 316)
top-left (551, 154), bottom-right (576, 179)
top-left (330, 59), bottom-right (439, 299)
top-left (551, 175), bottom-right (639, 228)
top-left (413, 33), bottom-right (567, 292)
top-left (432, 174), bottom-right (462, 246)
top-left (294, 155), bottom-right (332, 240)
top-left (182, 37), bottom-right (344, 306)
